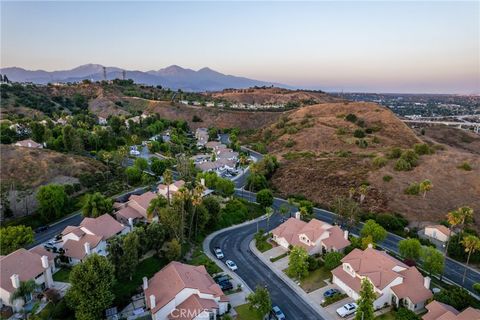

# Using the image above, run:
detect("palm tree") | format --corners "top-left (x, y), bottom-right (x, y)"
top-left (461, 235), bottom-right (480, 284)
top-left (190, 183), bottom-right (205, 241)
top-left (419, 179), bottom-right (433, 198)
top-left (147, 195), bottom-right (168, 221)
top-left (445, 210), bottom-right (462, 257)
top-left (458, 206), bottom-right (474, 235)
top-left (358, 185), bottom-right (368, 203)
top-left (10, 280), bottom-right (39, 312)
top-left (163, 169), bottom-right (173, 204)
top-left (279, 204), bottom-right (289, 220)
top-left (265, 207), bottom-right (274, 231)
top-left (239, 154), bottom-right (248, 166)
top-left (175, 188), bottom-right (189, 244)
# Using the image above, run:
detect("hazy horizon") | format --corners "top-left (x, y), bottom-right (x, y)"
top-left (1, 1), bottom-right (479, 94)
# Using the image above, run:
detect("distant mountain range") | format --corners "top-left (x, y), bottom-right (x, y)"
top-left (0, 64), bottom-right (287, 92)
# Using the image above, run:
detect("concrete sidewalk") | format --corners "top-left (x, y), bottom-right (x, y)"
top-left (250, 239), bottom-right (331, 320)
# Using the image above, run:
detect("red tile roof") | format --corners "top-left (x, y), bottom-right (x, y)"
top-left (80, 214), bottom-right (125, 240)
top-left (0, 249), bottom-right (45, 293)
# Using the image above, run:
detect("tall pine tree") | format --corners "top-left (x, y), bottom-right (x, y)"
top-left (355, 278), bottom-right (375, 320)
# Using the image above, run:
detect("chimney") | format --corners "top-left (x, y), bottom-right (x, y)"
top-left (294, 211), bottom-right (301, 220)
top-left (11, 274), bottom-right (20, 289)
top-left (200, 178), bottom-right (205, 186)
top-left (41, 255), bottom-right (49, 269)
top-left (424, 276), bottom-right (431, 289)
top-left (367, 243), bottom-right (373, 249)
top-left (143, 277), bottom-right (148, 290)
top-left (128, 218), bottom-right (134, 231)
top-left (84, 242), bottom-right (91, 255)
top-left (344, 230), bottom-right (349, 240)
top-left (41, 256), bottom-right (54, 288)
top-left (149, 294), bottom-right (156, 309)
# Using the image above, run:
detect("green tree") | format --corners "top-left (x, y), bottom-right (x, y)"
top-left (30, 122), bottom-right (46, 143)
top-left (473, 283), bottom-right (480, 295)
top-left (36, 184), bottom-right (68, 222)
top-left (287, 246), bottom-right (309, 279)
top-left (125, 166), bottom-right (142, 185)
top-left (256, 189), bottom-right (273, 209)
top-left (147, 195), bottom-right (168, 221)
top-left (10, 279), bottom-right (38, 305)
top-left (164, 239), bottom-right (181, 261)
top-left (163, 169), bottom-right (173, 203)
top-left (355, 278), bottom-right (375, 320)
top-left (461, 235), bottom-right (480, 284)
top-left (203, 196), bottom-right (221, 229)
top-left (332, 197), bottom-right (360, 230)
top-left (398, 238), bottom-right (422, 261)
top-left (421, 246), bottom-right (444, 276)
top-left (419, 179), bottom-right (433, 198)
top-left (150, 158), bottom-right (167, 176)
top-left (81, 192), bottom-right (113, 218)
top-left (134, 157), bottom-right (148, 171)
top-left (247, 286), bottom-right (272, 317)
top-left (119, 232), bottom-right (140, 280)
top-left (246, 173), bottom-right (268, 192)
top-left (324, 251), bottom-right (344, 270)
top-left (146, 222), bottom-right (165, 254)
top-left (215, 178), bottom-right (235, 198)
top-left (360, 220), bottom-right (387, 244)
top-left (433, 287), bottom-right (473, 311)
top-left (0, 225), bottom-right (34, 255)
top-left (66, 254), bottom-right (115, 320)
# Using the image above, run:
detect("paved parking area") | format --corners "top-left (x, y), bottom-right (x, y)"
top-left (324, 296), bottom-right (355, 320)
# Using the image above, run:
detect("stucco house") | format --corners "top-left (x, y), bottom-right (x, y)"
top-left (157, 180), bottom-right (185, 200)
top-left (332, 246), bottom-right (433, 312)
top-left (0, 249), bottom-right (54, 312)
top-left (60, 214), bottom-right (128, 265)
top-left (115, 191), bottom-right (158, 224)
top-left (144, 261), bottom-right (229, 320)
top-left (271, 217), bottom-right (351, 254)
top-left (422, 300), bottom-right (480, 320)
top-left (424, 225), bottom-right (453, 243)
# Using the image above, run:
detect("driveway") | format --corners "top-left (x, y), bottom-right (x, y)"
top-left (324, 296), bottom-right (355, 320)
top-left (262, 246), bottom-right (289, 271)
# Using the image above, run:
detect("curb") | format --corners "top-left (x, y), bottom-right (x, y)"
top-left (202, 215), bottom-right (268, 295)
top-left (249, 239), bottom-right (331, 320)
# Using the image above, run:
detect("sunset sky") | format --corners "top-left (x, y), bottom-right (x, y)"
top-left (1, 1), bottom-right (479, 93)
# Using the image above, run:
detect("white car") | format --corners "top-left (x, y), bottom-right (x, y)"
top-left (225, 260), bottom-right (238, 271)
top-left (336, 303), bottom-right (357, 318)
top-left (214, 247), bottom-right (224, 259)
top-left (130, 150), bottom-right (140, 156)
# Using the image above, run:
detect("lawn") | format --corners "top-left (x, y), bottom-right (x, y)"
top-left (375, 311), bottom-right (396, 319)
top-left (113, 256), bottom-right (168, 307)
top-left (300, 266), bottom-right (331, 293)
top-left (235, 304), bottom-right (263, 320)
top-left (52, 268), bottom-right (71, 282)
top-left (256, 238), bottom-right (273, 252)
top-left (187, 247), bottom-right (222, 275)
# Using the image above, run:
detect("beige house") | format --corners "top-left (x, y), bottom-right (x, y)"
top-left (144, 261), bottom-right (229, 320)
top-left (332, 246), bottom-right (433, 312)
top-left (115, 191), bottom-right (158, 224)
top-left (14, 139), bottom-right (43, 149)
top-left (0, 249), bottom-right (54, 312)
top-left (271, 217), bottom-right (350, 254)
top-left (424, 225), bottom-right (453, 243)
top-left (422, 300), bottom-right (480, 320)
top-left (157, 180), bottom-right (185, 200)
top-left (60, 214), bottom-right (128, 265)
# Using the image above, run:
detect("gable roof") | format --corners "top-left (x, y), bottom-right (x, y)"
top-left (426, 225), bottom-right (452, 237)
top-left (391, 267), bottom-right (433, 303)
top-left (129, 191), bottom-right (157, 212)
top-left (80, 214), bottom-right (125, 240)
top-left (168, 294), bottom-right (218, 320)
top-left (423, 301), bottom-right (480, 320)
top-left (63, 234), bottom-right (102, 260)
top-left (115, 205), bottom-right (144, 221)
top-left (0, 249), bottom-right (45, 294)
top-left (145, 261), bottom-right (227, 314)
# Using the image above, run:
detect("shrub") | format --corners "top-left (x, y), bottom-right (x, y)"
top-left (192, 115), bottom-right (202, 122)
top-left (365, 128), bottom-right (373, 134)
top-left (434, 287), bottom-right (474, 310)
top-left (356, 119), bottom-right (365, 127)
top-left (404, 182), bottom-right (420, 195)
top-left (321, 293), bottom-right (348, 307)
top-left (414, 143), bottom-right (433, 155)
top-left (336, 127), bottom-right (347, 135)
top-left (372, 156), bottom-right (388, 168)
top-left (285, 126), bottom-right (299, 135)
top-left (372, 136), bottom-right (380, 144)
top-left (394, 158), bottom-right (412, 171)
top-left (356, 139), bottom-right (368, 148)
top-left (383, 175), bottom-right (393, 182)
top-left (353, 129), bottom-right (366, 138)
top-left (388, 147), bottom-right (403, 159)
top-left (285, 139), bottom-right (296, 148)
top-left (307, 256), bottom-right (320, 271)
top-left (324, 252), bottom-right (344, 270)
top-left (457, 162), bottom-right (472, 171)
top-left (345, 113), bottom-right (357, 123)
top-left (336, 150), bottom-right (351, 158)
top-left (395, 307), bottom-right (420, 320)
top-left (400, 149), bottom-right (419, 167)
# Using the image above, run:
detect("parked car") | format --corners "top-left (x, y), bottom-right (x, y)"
top-left (218, 280), bottom-right (233, 291)
top-left (270, 305), bottom-right (286, 320)
top-left (214, 247), bottom-right (224, 259)
top-left (336, 303), bottom-right (357, 318)
top-left (35, 226), bottom-right (49, 233)
top-left (43, 243), bottom-right (57, 252)
top-left (214, 275), bottom-right (230, 284)
top-left (323, 288), bottom-right (340, 298)
top-left (225, 260), bottom-right (238, 271)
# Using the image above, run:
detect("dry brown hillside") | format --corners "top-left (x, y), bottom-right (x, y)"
top-left (206, 87), bottom-right (342, 105)
top-left (0, 144), bottom-right (106, 188)
top-left (261, 102), bottom-right (480, 228)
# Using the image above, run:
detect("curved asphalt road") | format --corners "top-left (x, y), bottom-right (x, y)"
top-left (209, 213), bottom-right (323, 319)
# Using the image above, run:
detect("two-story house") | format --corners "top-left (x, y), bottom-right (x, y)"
top-left (332, 246), bottom-right (433, 312)
top-left (144, 261), bottom-right (229, 320)
top-left (272, 217), bottom-right (351, 254)
top-left (115, 191), bottom-right (158, 224)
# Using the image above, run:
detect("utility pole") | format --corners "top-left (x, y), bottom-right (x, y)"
top-left (103, 66), bottom-right (107, 81)
top-left (122, 70), bottom-right (126, 80)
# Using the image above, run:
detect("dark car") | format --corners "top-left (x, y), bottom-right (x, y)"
top-left (35, 225), bottom-right (49, 233)
top-left (218, 280), bottom-right (233, 291)
top-left (214, 275), bottom-right (230, 284)
top-left (323, 288), bottom-right (340, 298)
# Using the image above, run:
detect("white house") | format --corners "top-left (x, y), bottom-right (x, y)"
top-left (60, 214), bottom-right (129, 265)
top-left (0, 249), bottom-right (54, 312)
top-left (271, 217), bottom-right (351, 254)
top-left (424, 225), bottom-right (453, 243)
top-left (144, 261), bottom-right (229, 320)
top-left (332, 246), bottom-right (433, 312)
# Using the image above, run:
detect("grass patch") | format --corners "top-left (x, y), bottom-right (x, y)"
top-left (113, 256), bottom-right (168, 307)
top-left (235, 304), bottom-right (263, 320)
top-left (457, 162), bottom-right (472, 171)
top-left (300, 266), bottom-right (331, 293)
top-left (375, 311), bottom-right (396, 320)
top-left (52, 268), bottom-right (71, 283)
top-left (283, 151), bottom-right (316, 160)
top-left (383, 175), bottom-right (393, 182)
top-left (187, 247), bottom-right (222, 275)
top-left (270, 252), bottom-right (288, 262)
